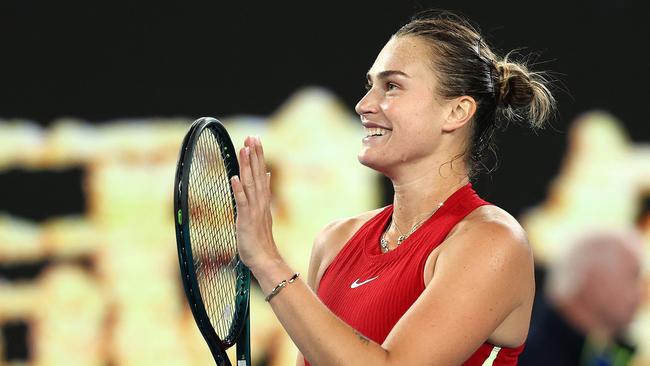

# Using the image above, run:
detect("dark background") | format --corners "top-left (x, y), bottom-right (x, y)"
top-left (1, 1), bottom-right (649, 363)
top-left (1, 0), bottom-right (649, 217)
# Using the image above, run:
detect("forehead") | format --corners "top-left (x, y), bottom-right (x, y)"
top-left (367, 36), bottom-right (434, 79)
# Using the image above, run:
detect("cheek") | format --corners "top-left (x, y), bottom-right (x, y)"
top-left (378, 99), bottom-right (394, 115)
top-left (392, 105), bottom-right (439, 140)
top-left (382, 97), bottom-right (432, 122)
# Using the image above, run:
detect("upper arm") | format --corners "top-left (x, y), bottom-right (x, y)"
top-left (298, 217), bottom-right (360, 365)
top-left (382, 220), bottom-right (534, 366)
top-left (306, 219), bottom-right (341, 292)
top-left (306, 212), bottom-right (375, 292)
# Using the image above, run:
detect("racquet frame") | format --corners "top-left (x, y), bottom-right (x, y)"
top-left (174, 117), bottom-right (251, 366)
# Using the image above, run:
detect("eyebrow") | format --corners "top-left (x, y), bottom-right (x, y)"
top-left (366, 70), bottom-right (410, 82)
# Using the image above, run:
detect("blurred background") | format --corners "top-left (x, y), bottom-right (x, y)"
top-left (1, 1), bottom-right (649, 365)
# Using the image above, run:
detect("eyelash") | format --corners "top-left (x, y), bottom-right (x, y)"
top-left (364, 82), bottom-right (398, 92)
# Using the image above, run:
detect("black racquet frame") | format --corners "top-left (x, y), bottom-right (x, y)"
top-left (174, 117), bottom-right (251, 366)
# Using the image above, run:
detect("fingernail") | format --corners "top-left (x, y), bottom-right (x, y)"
top-left (245, 146), bottom-right (250, 155)
top-left (256, 135), bottom-right (261, 144)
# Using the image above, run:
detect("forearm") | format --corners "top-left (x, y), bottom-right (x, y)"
top-left (251, 259), bottom-right (390, 366)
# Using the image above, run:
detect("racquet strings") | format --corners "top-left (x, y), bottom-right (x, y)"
top-left (188, 128), bottom-right (239, 344)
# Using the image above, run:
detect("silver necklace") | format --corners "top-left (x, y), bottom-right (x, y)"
top-left (379, 180), bottom-right (469, 253)
top-left (380, 203), bottom-right (443, 253)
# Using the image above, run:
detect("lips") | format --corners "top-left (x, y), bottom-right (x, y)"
top-left (361, 121), bottom-right (391, 130)
top-left (362, 121), bottom-right (392, 138)
top-left (364, 127), bottom-right (390, 137)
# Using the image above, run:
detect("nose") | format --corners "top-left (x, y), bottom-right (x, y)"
top-left (355, 89), bottom-right (378, 117)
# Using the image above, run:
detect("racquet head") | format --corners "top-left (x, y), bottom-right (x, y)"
top-left (174, 117), bottom-right (251, 366)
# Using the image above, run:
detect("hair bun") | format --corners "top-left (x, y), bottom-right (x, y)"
top-left (494, 57), bottom-right (556, 129)
top-left (495, 61), bottom-right (534, 107)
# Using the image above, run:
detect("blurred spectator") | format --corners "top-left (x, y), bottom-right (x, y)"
top-left (520, 229), bottom-right (645, 366)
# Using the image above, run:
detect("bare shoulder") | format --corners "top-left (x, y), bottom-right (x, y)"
top-left (438, 204), bottom-right (534, 288)
top-left (307, 208), bottom-right (385, 290)
top-left (446, 204), bottom-right (530, 254)
top-left (385, 205), bottom-right (537, 356)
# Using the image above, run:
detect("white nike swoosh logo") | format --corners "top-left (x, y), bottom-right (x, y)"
top-left (350, 276), bottom-right (379, 289)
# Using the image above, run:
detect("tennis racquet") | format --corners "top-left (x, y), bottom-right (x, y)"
top-left (174, 117), bottom-right (251, 366)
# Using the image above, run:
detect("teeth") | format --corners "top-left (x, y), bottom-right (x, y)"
top-left (364, 127), bottom-right (389, 137)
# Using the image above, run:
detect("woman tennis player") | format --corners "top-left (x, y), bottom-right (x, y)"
top-left (231, 10), bottom-right (556, 366)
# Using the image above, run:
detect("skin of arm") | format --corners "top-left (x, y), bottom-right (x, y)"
top-left (295, 216), bottom-right (371, 366)
top-left (294, 220), bottom-right (335, 366)
top-left (233, 136), bottom-right (534, 366)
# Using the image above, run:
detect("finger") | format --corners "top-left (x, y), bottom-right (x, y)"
top-left (252, 136), bottom-right (269, 198)
top-left (255, 136), bottom-right (268, 181)
top-left (239, 145), bottom-right (256, 201)
top-left (266, 172), bottom-right (271, 196)
top-left (247, 136), bottom-right (266, 194)
top-left (231, 175), bottom-right (249, 209)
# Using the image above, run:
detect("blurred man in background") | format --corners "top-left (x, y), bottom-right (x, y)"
top-left (520, 229), bottom-right (645, 366)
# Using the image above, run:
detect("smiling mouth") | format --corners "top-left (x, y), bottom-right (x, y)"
top-left (364, 127), bottom-right (391, 138)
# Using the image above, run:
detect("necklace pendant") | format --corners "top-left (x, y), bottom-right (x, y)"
top-left (380, 238), bottom-right (389, 253)
top-left (397, 235), bottom-right (406, 245)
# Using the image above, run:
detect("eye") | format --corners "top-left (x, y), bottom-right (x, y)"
top-left (386, 82), bottom-right (398, 91)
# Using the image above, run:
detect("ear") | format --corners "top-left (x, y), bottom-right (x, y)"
top-left (442, 96), bottom-right (477, 133)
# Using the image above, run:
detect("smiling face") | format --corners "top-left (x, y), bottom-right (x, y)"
top-left (355, 35), bottom-right (462, 177)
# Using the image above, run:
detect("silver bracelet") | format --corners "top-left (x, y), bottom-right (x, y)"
top-left (264, 272), bottom-right (300, 302)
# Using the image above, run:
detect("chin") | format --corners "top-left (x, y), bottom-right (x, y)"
top-left (357, 150), bottom-right (389, 175)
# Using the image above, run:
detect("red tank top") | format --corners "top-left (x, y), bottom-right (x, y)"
top-left (306, 184), bottom-right (525, 366)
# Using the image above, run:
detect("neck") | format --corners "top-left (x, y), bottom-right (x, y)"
top-left (389, 161), bottom-right (469, 232)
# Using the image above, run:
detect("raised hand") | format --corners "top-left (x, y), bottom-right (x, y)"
top-left (230, 135), bottom-right (279, 273)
